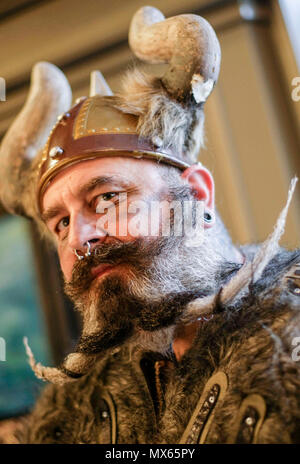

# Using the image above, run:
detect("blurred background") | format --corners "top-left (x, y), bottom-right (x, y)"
top-left (0, 0), bottom-right (299, 439)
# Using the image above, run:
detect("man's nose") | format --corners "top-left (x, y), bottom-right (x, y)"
top-left (67, 211), bottom-right (107, 255)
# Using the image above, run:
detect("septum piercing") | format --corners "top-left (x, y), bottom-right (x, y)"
top-left (74, 240), bottom-right (91, 260)
top-left (85, 240), bottom-right (91, 257)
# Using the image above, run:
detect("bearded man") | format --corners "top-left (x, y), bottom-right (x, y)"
top-left (0, 6), bottom-right (300, 444)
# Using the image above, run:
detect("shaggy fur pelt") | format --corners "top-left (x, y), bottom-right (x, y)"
top-left (113, 68), bottom-right (205, 165)
top-left (16, 246), bottom-right (300, 444)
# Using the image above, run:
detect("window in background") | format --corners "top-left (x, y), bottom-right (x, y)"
top-left (0, 214), bottom-right (51, 419)
top-left (279, 0), bottom-right (300, 70)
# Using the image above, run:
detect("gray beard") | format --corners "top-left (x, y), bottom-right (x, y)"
top-left (64, 231), bottom-right (226, 358)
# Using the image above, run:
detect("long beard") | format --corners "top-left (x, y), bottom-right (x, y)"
top-left (65, 237), bottom-right (196, 350)
top-left (64, 228), bottom-right (224, 361)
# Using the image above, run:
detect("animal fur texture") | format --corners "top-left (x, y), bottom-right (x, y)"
top-left (15, 246), bottom-right (300, 444)
top-left (114, 68), bottom-right (205, 164)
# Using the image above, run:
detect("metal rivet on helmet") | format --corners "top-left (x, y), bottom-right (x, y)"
top-left (49, 146), bottom-right (64, 158)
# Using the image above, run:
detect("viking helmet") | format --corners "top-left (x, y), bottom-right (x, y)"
top-left (0, 6), bottom-right (221, 223)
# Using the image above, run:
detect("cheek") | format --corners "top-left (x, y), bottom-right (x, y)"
top-left (119, 202), bottom-right (158, 238)
top-left (99, 203), bottom-right (149, 239)
top-left (57, 245), bottom-right (76, 282)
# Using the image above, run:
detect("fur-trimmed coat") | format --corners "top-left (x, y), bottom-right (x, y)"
top-left (17, 247), bottom-right (300, 444)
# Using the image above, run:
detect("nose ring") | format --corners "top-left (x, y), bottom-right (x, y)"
top-left (85, 240), bottom-right (91, 257)
top-left (74, 241), bottom-right (92, 261)
top-left (74, 249), bottom-right (84, 260)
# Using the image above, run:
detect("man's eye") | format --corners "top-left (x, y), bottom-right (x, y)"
top-left (56, 216), bottom-right (69, 232)
top-left (95, 192), bottom-right (119, 212)
top-left (101, 192), bottom-right (118, 201)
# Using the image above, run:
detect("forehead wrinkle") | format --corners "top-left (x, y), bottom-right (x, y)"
top-left (78, 175), bottom-right (134, 196)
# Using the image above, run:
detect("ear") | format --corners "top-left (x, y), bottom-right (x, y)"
top-left (181, 163), bottom-right (215, 228)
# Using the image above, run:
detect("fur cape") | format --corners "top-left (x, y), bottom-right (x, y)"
top-left (15, 245), bottom-right (300, 444)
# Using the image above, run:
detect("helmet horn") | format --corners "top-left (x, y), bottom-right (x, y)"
top-left (0, 62), bottom-right (72, 217)
top-left (129, 6), bottom-right (221, 103)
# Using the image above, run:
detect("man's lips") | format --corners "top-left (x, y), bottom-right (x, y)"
top-left (91, 263), bottom-right (115, 279)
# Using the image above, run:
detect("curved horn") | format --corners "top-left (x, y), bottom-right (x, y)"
top-left (0, 62), bottom-right (72, 217)
top-left (129, 6), bottom-right (221, 103)
top-left (90, 70), bottom-right (113, 96)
